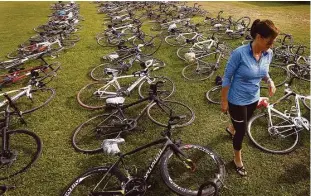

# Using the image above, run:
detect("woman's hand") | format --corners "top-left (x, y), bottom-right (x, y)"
top-left (221, 100), bottom-right (228, 113)
top-left (268, 80), bottom-right (276, 97)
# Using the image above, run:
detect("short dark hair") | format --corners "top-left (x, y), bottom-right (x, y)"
top-left (250, 19), bottom-right (279, 39)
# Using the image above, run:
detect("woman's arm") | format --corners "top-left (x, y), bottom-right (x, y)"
top-left (221, 50), bottom-right (240, 112)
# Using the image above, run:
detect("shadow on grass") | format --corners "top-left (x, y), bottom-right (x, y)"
top-left (243, 1), bottom-right (309, 7)
top-left (277, 162), bottom-right (309, 184)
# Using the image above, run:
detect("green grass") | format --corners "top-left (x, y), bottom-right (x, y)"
top-left (0, 1), bottom-right (310, 196)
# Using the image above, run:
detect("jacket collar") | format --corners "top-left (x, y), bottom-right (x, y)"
top-left (249, 41), bottom-right (268, 56)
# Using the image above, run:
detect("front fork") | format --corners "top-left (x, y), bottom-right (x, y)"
top-left (170, 142), bottom-right (196, 172)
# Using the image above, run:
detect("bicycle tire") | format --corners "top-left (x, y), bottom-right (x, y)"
top-left (133, 35), bottom-right (163, 56)
top-left (36, 62), bottom-right (61, 85)
top-left (182, 61), bottom-right (215, 81)
top-left (234, 16), bottom-right (251, 31)
top-left (165, 34), bottom-right (187, 47)
top-left (90, 63), bottom-right (122, 81)
top-left (62, 166), bottom-right (125, 196)
top-left (0, 129), bottom-right (42, 181)
top-left (302, 97), bottom-right (310, 110)
top-left (176, 47), bottom-right (192, 61)
top-left (72, 113), bottom-right (123, 153)
top-left (63, 33), bottom-right (80, 42)
top-left (62, 40), bottom-right (76, 50)
top-left (97, 36), bottom-right (111, 47)
top-left (2, 87), bottom-right (56, 115)
top-left (261, 64), bottom-right (290, 88)
top-left (206, 85), bottom-right (221, 104)
top-left (0, 59), bottom-right (23, 70)
top-left (77, 81), bottom-right (116, 110)
top-left (247, 113), bottom-right (299, 154)
top-left (138, 76), bottom-right (175, 99)
top-left (160, 144), bottom-right (226, 196)
top-left (287, 63), bottom-right (310, 82)
top-left (147, 100), bottom-right (195, 128)
top-left (7, 50), bottom-right (24, 59)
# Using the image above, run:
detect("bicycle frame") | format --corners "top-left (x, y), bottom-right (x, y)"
top-left (95, 71), bottom-right (154, 98)
top-left (266, 90), bottom-right (310, 135)
top-left (191, 38), bottom-right (217, 51)
top-left (0, 85), bottom-right (32, 108)
top-left (91, 135), bottom-right (189, 194)
top-left (1, 105), bottom-right (15, 159)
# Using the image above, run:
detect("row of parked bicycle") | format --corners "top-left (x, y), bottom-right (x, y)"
top-left (63, 2), bottom-right (235, 196)
top-left (61, 1), bottom-right (310, 196)
top-left (0, 1), bottom-right (83, 194)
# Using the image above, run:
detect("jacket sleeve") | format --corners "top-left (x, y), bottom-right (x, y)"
top-left (222, 50), bottom-right (241, 87)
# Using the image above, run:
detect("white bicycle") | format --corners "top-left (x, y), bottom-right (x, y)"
top-left (247, 79), bottom-right (310, 154)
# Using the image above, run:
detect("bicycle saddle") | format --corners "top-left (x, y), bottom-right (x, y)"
top-left (106, 97), bottom-right (125, 105)
top-left (104, 68), bottom-right (119, 76)
top-left (102, 138), bottom-right (125, 155)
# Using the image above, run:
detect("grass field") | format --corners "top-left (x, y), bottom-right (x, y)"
top-left (0, 1), bottom-right (310, 196)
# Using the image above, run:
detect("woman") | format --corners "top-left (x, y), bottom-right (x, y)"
top-left (221, 19), bottom-right (279, 176)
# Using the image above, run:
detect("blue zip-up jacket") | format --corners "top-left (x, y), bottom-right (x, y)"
top-left (222, 42), bottom-right (273, 105)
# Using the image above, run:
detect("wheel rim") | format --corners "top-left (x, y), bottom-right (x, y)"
top-left (248, 114), bottom-right (299, 154)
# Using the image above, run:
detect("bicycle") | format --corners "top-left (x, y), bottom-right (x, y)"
top-left (73, 81), bottom-right (194, 153)
top-left (0, 93), bottom-right (42, 181)
top-left (179, 40), bottom-right (231, 81)
top-left (286, 47), bottom-right (310, 82)
top-left (0, 78), bottom-right (55, 115)
top-left (64, 115), bottom-right (225, 196)
top-left (78, 62), bottom-right (173, 109)
top-left (247, 77), bottom-right (310, 154)
top-left (0, 60), bottom-right (60, 88)
top-left (165, 31), bottom-right (206, 47)
top-left (0, 52), bottom-right (49, 70)
top-left (92, 52), bottom-right (165, 80)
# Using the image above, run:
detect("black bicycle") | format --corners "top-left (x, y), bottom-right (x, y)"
top-left (0, 94), bottom-right (42, 181)
top-left (64, 116), bottom-right (225, 196)
top-left (72, 81), bottom-right (195, 153)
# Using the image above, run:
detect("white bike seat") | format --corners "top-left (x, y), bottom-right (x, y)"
top-left (106, 97), bottom-right (125, 105)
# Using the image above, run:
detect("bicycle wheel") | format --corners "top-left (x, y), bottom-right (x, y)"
top-left (0, 129), bottom-right (42, 181)
top-left (177, 47), bottom-right (191, 61)
top-left (165, 34), bottom-right (187, 47)
top-left (287, 63), bottom-right (310, 82)
top-left (36, 62), bottom-right (61, 84)
top-left (138, 76), bottom-right (175, 99)
top-left (133, 35), bottom-right (162, 56)
top-left (160, 144), bottom-right (226, 196)
top-left (62, 166), bottom-right (125, 196)
top-left (3, 88), bottom-right (56, 115)
top-left (62, 40), bottom-right (76, 50)
top-left (234, 16), bottom-right (251, 31)
top-left (77, 81), bottom-right (116, 109)
top-left (33, 25), bottom-right (47, 33)
top-left (90, 63), bottom-right (122, 81)
top-left (206, 85), bottom-right (221, 104)
top-left (182, 61), bottom-right (215, 81)
top-left (72, 113), bottom-right (123, 153)
top-left (302, 97), bottom-right (310, 110)
top-left (63, 33), bottom-right (80, 42)
top-left (247, 113), bottom-right (299, 154)
top-left (261, 64), bottom-right (290, 88)
top-left (0, 59), bottom-right (22, 70)
top-left (7, 50), bottom-right (24, 59)
top-left (147, 100), bottom-right (195, 128)
top-left (139, 55), bottom-right (166, 69)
